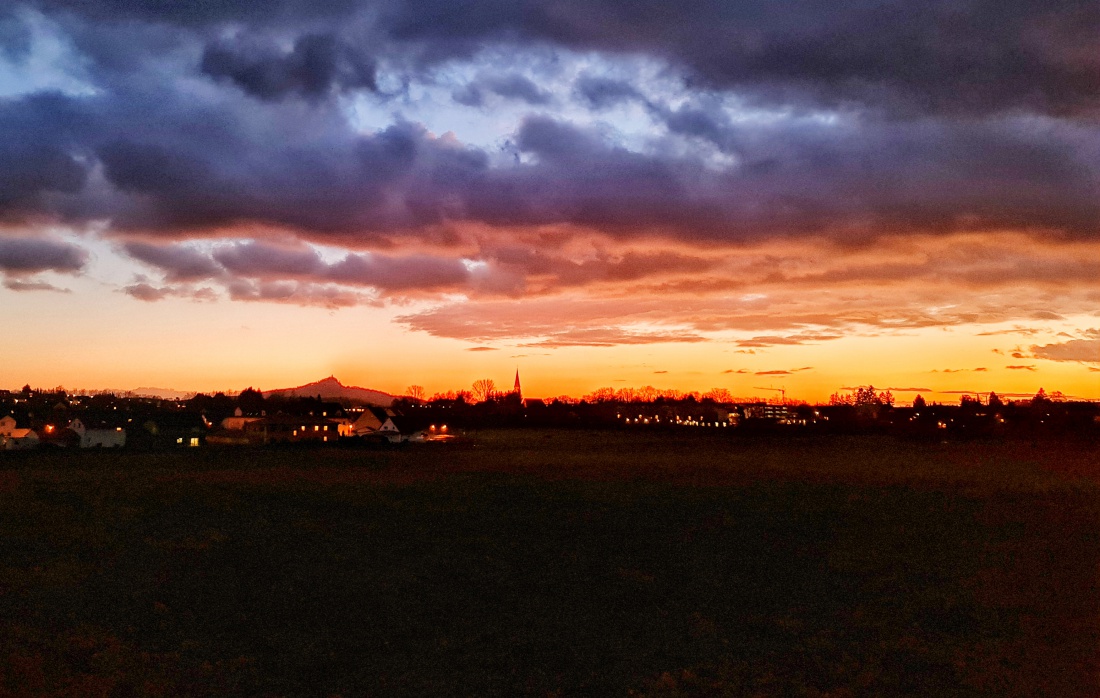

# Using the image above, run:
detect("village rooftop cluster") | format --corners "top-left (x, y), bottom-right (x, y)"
top-left (1, 377), bottom-right (1097, 452)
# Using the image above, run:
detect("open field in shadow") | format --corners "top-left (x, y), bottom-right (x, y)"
top-left (1, 431), bottom-right (1097, 696)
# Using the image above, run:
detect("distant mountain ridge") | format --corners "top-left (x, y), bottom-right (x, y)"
top-left (130, 387), bottom-right (197, 400)
top-left (263, 376), bottom-right (395, 406)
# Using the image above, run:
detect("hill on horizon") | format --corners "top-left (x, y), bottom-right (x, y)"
top-left (130, 387), bottom-right (198, 400)
top-left (263, 376), bottom-right (395, 406)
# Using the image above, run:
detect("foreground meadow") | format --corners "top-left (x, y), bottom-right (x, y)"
top-left (0, 430), bottom-right (1097, 696)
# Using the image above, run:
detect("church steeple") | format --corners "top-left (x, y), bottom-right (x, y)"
top-left (513, 368), bottom-right (522, 400)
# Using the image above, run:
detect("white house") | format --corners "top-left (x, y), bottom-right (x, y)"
top-left (69, 418), bottom-right (127, 448)
top-left (349, 407), bottom-right (391, 436)
top-left (0, 415), bottom-right (17, 437)
top-left (379, 416), bottom-right (429, 443)
top-left (2, 428), bottom-right (39, 450)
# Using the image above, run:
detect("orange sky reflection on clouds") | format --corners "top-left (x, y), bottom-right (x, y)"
top-left (3, 255), bottom-right (1097, 403)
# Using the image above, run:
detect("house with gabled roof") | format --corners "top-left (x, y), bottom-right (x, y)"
top-left (69, 418), bottom-right (127, 448)
top-left (348, 406), bottom-right (393, 436)
top-left (378, 414), bottom-right (433, 443)
top-left (2, 429), bottom-right (39, 450)
top-left (1, 414), bottom-right (42, 450)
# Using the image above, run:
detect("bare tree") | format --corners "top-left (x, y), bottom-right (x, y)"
top-left (636, 385), bottom-right (660, 402)
top-left (472, 378), bottom-right (496, 402)
top-left (704, 388), bottom-right (733, 403)
top-left (584, 387), bottom-right (616, 402)
top-left (405, 385), bottom-right (426, 401)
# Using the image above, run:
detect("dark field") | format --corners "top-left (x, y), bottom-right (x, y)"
top-left (1, 431), bottom-right (1098, 696)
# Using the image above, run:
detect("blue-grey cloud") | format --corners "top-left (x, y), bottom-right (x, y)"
top-left (201, 33), bottom-right (376, 101)
top-left (0, 0), bottom-right (1096, 305)
top-left (0, 237), bottom-right (86, 273)
top-left (573, 74), bottom-right (641, 110)
top-left (481, 73), bottom-right (551, 105)
top-left (124, 241), bottom-right (223, 281)
top-left (21, 0), bottom-right (1095, 116)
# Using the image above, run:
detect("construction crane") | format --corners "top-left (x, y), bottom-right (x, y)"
top-left (753, 386), bottom-right (787, 404)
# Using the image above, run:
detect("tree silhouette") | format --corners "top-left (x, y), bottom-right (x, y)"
top-left (988, 392), bottom-right (1003, 409)
top-left (472, 379), bottom-right (496, 402)
top-left (238, 387), bottom-right (265, 413)
top-left (637, 386), bottom-right (660, 402)
top-left (913, 394), bottom-right (926, 409)
top-left (585, 387), bottom-right (616, 402)
top-left (406, 385), bottom-right (426, 401)
top-left (704, 388), bottom-right (733, 403)
top-left (854, 386), bottom-right (878, 405)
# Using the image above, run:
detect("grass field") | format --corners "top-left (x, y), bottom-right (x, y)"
top-left (1, 430), bottom-right (1097, 696)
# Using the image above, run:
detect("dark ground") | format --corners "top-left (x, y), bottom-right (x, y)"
top-left (0, 430), bottom-right (1097, 696)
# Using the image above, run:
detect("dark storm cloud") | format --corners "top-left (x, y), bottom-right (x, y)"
top-left (656, 103), bottom-right (740, 154)
top-left (201, 33), bottom-right (376, 101)
top-left (0, 237), bottom-right (86, 273)
top-left (24, 0), bottom-right (1100, 118)
top-left (481, 74), bottom-right (552, 105)
top-left (29, 0), bottom-right (361, 27)
top-left (3, 86), bottom-right (489, 235)
top-left (451, 83), bottom-right (483, 107)
top-left (484, 115), bottom-right (1099, 240)
top-left (379, 0), bottom-right (1100, 117)
top-left (573, 74), bottom-right (641, 110)
top-left (1, 0), bottom-right (1098, 260)
top-left (0, 93), bottom-right (90, 214)
top-left (0, 8), bottom-right (32, 61)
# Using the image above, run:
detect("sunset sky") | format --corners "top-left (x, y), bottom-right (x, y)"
top-left (1, 0), bottom-right (1098, 402)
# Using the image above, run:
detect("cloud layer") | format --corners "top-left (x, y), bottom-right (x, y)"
top-left (1, 0), bottom-right (1098, 351)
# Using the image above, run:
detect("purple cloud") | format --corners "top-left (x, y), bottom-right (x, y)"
top-left (123, 241), bottom-right (222, 281)
top-left (0, 238), bottom-right (86, 274)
